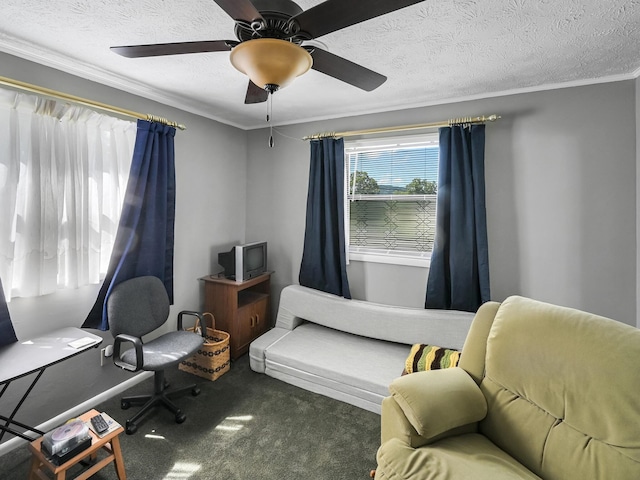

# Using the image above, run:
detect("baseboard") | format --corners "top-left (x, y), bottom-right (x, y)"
top-left (0, 371), bottom-right (153, 456)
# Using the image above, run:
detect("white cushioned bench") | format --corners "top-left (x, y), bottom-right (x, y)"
top-left (249, 285), bottom-right (474, 414)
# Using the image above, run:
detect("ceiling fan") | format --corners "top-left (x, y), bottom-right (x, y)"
top-left (111, 0), bottom-right (425, 104)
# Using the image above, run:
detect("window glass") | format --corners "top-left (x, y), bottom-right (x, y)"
top-left (344, 133), bottom-right (439, 267)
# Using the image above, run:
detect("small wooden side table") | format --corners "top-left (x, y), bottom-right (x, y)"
top-left (27, 409), bottom-right (126, 480)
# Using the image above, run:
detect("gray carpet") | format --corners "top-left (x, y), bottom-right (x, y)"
top-left (0, 356), bottom-right (381, 479)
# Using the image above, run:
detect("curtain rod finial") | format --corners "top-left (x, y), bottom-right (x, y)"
top-left (145, 114), bottom-right (186, 130)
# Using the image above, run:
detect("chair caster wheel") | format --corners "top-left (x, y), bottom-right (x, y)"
top-left (191, 387), bottom-right (200, 396)
top-left (175, 411), bottom-right (186, 424)
top-left (125, 421), bottom-right (137, 435)
top-left (121, 400), bottom-right (130, 410)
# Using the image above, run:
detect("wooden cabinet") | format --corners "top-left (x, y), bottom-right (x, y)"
top-left (201, 272), bottom-right (272, 360)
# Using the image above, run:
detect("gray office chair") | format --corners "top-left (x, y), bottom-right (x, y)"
top-left (108, 276), bottom-right (206, 435)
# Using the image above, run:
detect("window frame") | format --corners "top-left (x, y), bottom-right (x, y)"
top-left (344, 132), bottom-right (439, 268)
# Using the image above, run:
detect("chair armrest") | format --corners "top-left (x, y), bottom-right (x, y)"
top-left (177, 311), bottom-right (207, 338)
top-left (381, 395), bottom-right (477, 448)
top-left (113, 334), bottom-right (144, 372)
top-left (389, 367), bottom-right (487, 441)
top-left (380, 396), bottom-right (430, 447)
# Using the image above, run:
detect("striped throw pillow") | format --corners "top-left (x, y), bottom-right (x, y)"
top-left (402, 344), bottom-right (461, 375)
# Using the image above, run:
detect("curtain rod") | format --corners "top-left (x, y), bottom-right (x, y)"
top-left (302, 114), bottom-right (500, 140)
top-left (0, 75), bottom-right (186, 130)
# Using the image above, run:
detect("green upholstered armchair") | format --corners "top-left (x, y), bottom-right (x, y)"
top-left (375, 296), bottom-right (640, 480)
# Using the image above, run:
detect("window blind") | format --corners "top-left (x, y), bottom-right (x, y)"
top-left (345, 134), bottom-right (439, 257)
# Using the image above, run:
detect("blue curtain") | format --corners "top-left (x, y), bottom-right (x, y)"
top-left (299, 138), bottom-right (351, 298)
top-left (425, 124), bottom-right (490, 312)
top-left (0, 278), bottom-right (18, 347)
top-left (83, 120), bottom-right (176, 330)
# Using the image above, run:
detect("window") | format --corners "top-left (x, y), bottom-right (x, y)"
top-left (0, 88), bottom-right (136, 300)
top-left (344, 133), bottom-right (439, 267)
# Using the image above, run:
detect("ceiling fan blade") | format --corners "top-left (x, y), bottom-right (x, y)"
top-left (111, 40), bottom-right (233, 58)
top-left (292, 0), bottom-right (425, 39)
top-left (310, 48), bottom-right (386, 92)
top-left (245, 81), bottom-right (269, 104)
top-left (214, 0), bottom-right (264, 23)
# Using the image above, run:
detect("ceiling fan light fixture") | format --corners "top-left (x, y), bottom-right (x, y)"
top-left (230, 38), bottom-right (313, 91)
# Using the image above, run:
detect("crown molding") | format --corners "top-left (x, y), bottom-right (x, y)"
top-left (0, 36), bottom-right (247, 130)
top-left (260, 72), bottom-right (637, 130)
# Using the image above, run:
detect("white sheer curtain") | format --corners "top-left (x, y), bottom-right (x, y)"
top-left (0, 88), bottom-right (136, 301)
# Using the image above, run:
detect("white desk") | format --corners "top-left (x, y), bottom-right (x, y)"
top-left (0, 327), bottom-right (102, 442)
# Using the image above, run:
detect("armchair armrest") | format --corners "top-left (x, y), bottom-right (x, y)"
top-left (389, 367), bottom-right (487, 441)
top-left (177, 311), bottom-right (207, 339)
top-left (113, 334), bottom-right (144, 372)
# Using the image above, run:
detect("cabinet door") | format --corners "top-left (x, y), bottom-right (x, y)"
top-left (251, 296), bottom-right (269, 337)
top-left (235, 297), bottom-right (269, 356)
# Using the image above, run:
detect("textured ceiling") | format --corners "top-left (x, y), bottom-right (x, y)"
top-left (1, 0), bottom-right (639, 129)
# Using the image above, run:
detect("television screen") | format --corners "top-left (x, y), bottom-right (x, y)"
top-left (244, 244), bottom-right (265, 271)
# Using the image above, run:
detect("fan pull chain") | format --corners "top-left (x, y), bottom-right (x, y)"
top-left (267, 92), bottom-right (274, 148)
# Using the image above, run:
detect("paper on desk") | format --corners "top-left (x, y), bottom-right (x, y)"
top-left (68, 337), bottom-right (98, 349)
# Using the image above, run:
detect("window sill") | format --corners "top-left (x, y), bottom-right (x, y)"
top-left (348, 250), bottom-right (431, 268)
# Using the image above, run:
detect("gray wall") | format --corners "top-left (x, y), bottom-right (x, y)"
top-left (246, 81), bottom-right (637, 325)
top-left (0, 51), bottom-right (248, 439)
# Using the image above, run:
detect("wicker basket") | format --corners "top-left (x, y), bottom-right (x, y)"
top-left (179, 312), bottom-right (230, 381)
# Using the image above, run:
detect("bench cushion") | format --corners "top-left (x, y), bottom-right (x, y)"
top-left (262, 322), bottom-right (410, 413)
